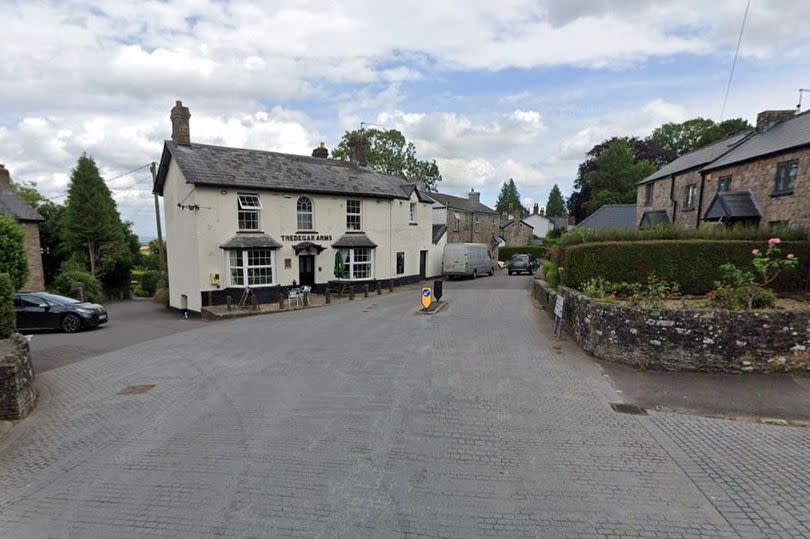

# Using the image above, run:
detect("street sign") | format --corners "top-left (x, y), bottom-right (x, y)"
top-left (421, 287), bottom-right (432, 310)
top-left (554, 295), bottom-right (564, 337)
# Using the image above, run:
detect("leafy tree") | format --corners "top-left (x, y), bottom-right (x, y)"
top-left (11, 180), bottom-right (48, 208)
top-left (332, 128), bottom-right (442, 191)
top-left (650, 117), bottom-right (752, 158)
top-left (63, 154), bottom-right (126, 276)
top-left (495, 178), bottom-right (529, 215)
top-left (0, 273), bottom-right (14, 338)
top-left (545, 184), bottom-right (566, 217)
top-left (581, 140), bottom-right (657, 214)
top-left (0, 215), bottom-right (29, 290)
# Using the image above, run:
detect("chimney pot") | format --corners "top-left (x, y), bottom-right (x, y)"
top-left (312, 142), bottom-right (329, 158)
top-left (170, 100), bottom-right (192, 146)
top-left (0, 164), bottom-right (10, 187)
top-left (756, 109), bottom-right (795, 133)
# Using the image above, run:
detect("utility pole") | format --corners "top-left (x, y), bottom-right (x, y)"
top-left (150, 162), bottom-right (167, 275)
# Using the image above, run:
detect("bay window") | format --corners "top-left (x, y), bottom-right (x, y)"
top-left (229, 248), bottom-right (275, 286)
top-left (339, 248), bottom-right (373, 280)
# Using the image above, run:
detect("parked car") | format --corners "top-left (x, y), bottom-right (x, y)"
top-left (508, 254), bottom-right (534, 275)
top-left (442, 243), bottom-right (495, 278)
top-left (13, 292), bottom-right (108, 333)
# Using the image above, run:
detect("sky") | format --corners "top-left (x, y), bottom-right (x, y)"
top-left (1, 0), bottom-right (809, 240)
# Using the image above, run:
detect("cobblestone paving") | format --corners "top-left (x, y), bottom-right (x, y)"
top-left (0, 275), bottom-right (808, 537)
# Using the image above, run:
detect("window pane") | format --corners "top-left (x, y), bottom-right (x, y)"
top-left (346, 199), bottom-right (361, 230)
top-left (248, 266), bottom-right (273, 285)
top-left (354, 248), bottom-right (370, 262)
top-left (239, 210), bottom-right (259, 230)
top-left (238, 194), bottom-right (262, 210)
top-left (297, 197), bottom-right (313, 230)
top-left (353, 262), bottom-right (371, 279)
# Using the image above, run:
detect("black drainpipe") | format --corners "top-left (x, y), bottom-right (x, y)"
top-left (695, 172), bottom-right (706, 229)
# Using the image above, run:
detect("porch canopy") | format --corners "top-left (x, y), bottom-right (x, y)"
top-left (639, 210), bottom-right (671, 229)
top-left (292, 241), bottom-right (326, 254)
top-left (220, 233), bottom-right (282, 250)
top-left (332, 233), bottom-right (377, 249)
top-left (703, 191), bottom-right (761, 222)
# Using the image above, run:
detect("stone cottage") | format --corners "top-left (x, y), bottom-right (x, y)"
top-left (0, 165), bottom-right (44, 291)
top-left (637, 108), bottom-right (810, 230)
top-left (499, 206), bottom-right (533, 246)
top-left (430, 190), bottom-right (500, 256)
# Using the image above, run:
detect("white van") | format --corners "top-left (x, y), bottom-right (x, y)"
top-left (442, 243), bottom-right (495, 278)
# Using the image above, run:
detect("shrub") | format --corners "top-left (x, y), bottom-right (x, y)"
top-left (53, 270), bottom-right (104, 303)
top-left (0, 273), bottom-right (15, 339)
top-left (557, 240), bottom-right (810, 295)
top-left (0, 215), bottom-right (30, 290)
top-left (131, 269), bottom-right (159, 296)
top-left (558, 224), bottom-right (809, 248)
top-left (542, 260), bottom-right (559, 288)
top-left (498, 245), bottom-right (547, 262)
top-left (709, 285), bottom-right (775, 310)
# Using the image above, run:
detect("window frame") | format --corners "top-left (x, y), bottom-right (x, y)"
top-left (453, 213), bottom-right (460, 232)
top-left (684, 184), bottom-right (697, 210)
top-left (346, 199), bottom-right (362, 231)
top-left (473, 214), bottom-right (480, 232)
top-left (717, 175), bottom-right (732, 193)
top-left (296, 196), bottom-right (314, 231)
top-left (237, 193), bottom-right (261, 231)
top-left (396, 252), bottom-right (405, 275)
top-left (409, 202), bottom-right (417, 224)
top-left (773, 160), bottom-right (798, 195)
top-left (339, 247), bottom-right (374, 280)
top-left (229, 248), bottom-right (276, 287)
top-left (644, 183), bottom-right (654, 206)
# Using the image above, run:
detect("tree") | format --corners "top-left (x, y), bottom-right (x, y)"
top-left (650, 117), bottom-right (752, 158)
top-left (11, 181), bottom-right (68, 285)
top-left (545, 184), bottom-right (566, 217)
top-left (332, 128), bottom-right (442, 191)
top-left (63, 154), bottom-right (125, 276)
top-left (581, 140), bottom-right (656, 214)
top-left (495, 178), bottom-right (529, 215)
top-left (0, 215), bottom-right (30, 290)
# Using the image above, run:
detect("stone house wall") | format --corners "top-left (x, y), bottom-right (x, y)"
top-left (671, 169), bottom-right (702, 229)
top-left (20, 221), bottom-right (44, 291)
top-left (635, 177), bottom-right (673, 227)
top-left (500, 220), bottom-right (533, 246)
top-left (445, 209), bottom-right (499, 257)
top-left (701, 147), bottom-right (810, 230)
top-left (533, 280), bottom-right (810, 374)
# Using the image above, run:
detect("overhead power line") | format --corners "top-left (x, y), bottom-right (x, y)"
top-left (720, 0), bottom-right (750, 120)
top-left (46, 163), bottom-right (152, 201)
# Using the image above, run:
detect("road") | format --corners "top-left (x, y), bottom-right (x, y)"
top-left (1, 273), bottom-right (809, 537)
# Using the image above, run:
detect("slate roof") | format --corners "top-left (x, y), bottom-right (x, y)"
top-left (551, 216), bottom-right (570, 229)
top-left (155, 141), bottom-right (427, 200)
top-left (500, 218), bottom-right (534, 229)
top-left (332, 233), bottom-right (377, 248)
top-left (576, 204), bottom-right (637, 230)
top-left (639, 210), bottom-right (672, 228)
top-left (703, 191), bottom-right (762, 220)
top-left (427, 192), bottom-right (497, 214)
top-left (220, 233), bottom-right (282, 250)
top-left (0, 186), bottom-right (44, 222)
top-left (432, 224), bottom-right (447, 244)
top-left (702, 110), bottom-right (810, 171)
top-left (639, 131), bottom-right (751, 184)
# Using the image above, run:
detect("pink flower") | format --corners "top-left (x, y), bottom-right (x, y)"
top-left (768, 237), bottom-right (782, 245)
top-left (751, 249), bottom-right (760, 256)
top-left (787, 253), bottom-right (795, 259)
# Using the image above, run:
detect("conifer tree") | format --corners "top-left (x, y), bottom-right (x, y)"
top-left (544, 184), bottom-right (566, 217)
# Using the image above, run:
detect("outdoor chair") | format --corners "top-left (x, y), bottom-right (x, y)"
top-left (288, 288), bottom-right (303, 307)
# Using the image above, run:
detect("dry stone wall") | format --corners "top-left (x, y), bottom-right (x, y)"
top-left (0, 334), bottom-right (36, 419)
top-left (533, 279), bottom-right (810, 374)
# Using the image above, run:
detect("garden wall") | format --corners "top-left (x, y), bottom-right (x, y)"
top-left (533, 279), bottom-right (810, 374)
top-left (0, 334), bottom-right (36, 419)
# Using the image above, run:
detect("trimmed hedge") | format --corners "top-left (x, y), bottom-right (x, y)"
top-left (557, 240), bottom-right (810, 295)
top-left (53, 270), bottom-right (104, 304)
top-left (558, 224), bottom-right (809, 248)
top-left (0, 273), bottom-right (15, 339)
top-left (498, 246), bottom-right (546, 262)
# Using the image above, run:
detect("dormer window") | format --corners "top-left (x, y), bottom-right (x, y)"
top-left (238, 194), bottom-right (261, 230)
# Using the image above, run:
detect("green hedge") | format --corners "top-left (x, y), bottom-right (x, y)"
top-left (557, 240), bottom-right (810, 295)
top-left (558, 224), bottom-right (809, 248)
top-left (131, 269), bottom-right (159, 296)
top-left (498, 246), bottom-right (547, 262)
top-left (53, 270), bottom-right (105, 304)
top-left (0, 273), bottom-right (15, 339)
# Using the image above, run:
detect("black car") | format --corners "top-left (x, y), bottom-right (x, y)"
top-left (13, 292), bottom-right (108, 333)
top-left (508, 254), bottom-right (534, 275)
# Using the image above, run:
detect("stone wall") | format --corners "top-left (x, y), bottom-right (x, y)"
top-left (445, 210), bottom-right (499, 258)
top-left (500, 220), bottom-right (533, 246)
top-left (0, 334), bottom-right (36, 419)
top-left (533, 279), bottom-right (810, 374)
top-left (703, 147), bottom-right (810, 230)
top-left (636, 177), bottom-right (673, 228)
top-left (20, 221), bottom-right (44, 291)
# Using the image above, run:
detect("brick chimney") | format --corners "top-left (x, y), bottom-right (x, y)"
top-left (468, 189), bottom-right (480, 205)
top-left (170, 100), bottom-right (191, 146)
top-left (507, 202), bottom-right (514, 220)
top-left (756, 110), bottom-right (795, 133)
top-left (532, 202), bottom-right (539, 215)
top-left (312, 142), bottom-right (328, 158)
top-left (0, 164), bottom-right (10, 187)
top-left (351, 132), bottom-right (368, 166)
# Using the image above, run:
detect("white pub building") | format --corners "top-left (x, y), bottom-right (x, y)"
top-left (154, 101), bottom-right (446, 313)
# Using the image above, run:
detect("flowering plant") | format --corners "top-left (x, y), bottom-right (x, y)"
top-left (752, 238), bottom-right (798, 287)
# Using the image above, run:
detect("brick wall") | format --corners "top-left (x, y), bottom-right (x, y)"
top-left (701, 148), bottom-right (810, 229)
top-left (20, 222), bottom-right (44, 291)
